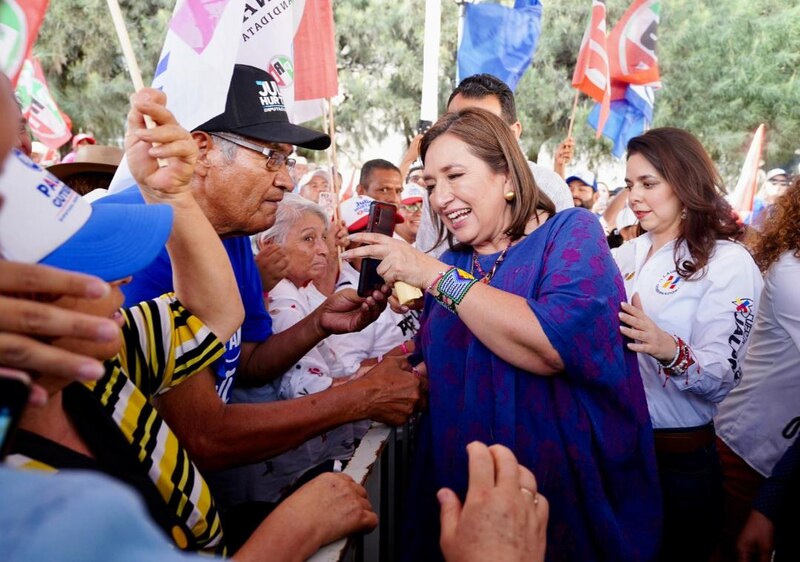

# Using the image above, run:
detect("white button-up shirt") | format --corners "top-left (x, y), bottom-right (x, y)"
top-left (613, 234), bottom-right (763, 429)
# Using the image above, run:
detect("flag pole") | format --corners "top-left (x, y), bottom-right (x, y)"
top-left (105, 0), bottom-right (166, 167)
top-left (566, 90), bottom-right (580, 138)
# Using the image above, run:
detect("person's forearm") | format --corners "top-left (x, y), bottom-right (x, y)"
top-left (192, 384), bottom-right (369, 471)
top-left (602, 189), bottom-right (628, 230)
top-left (140, 191), bottom-right (244, 342)
top-left (237, 314), bottom-right (328, 387)
top-left (450, 283), bottom-right (562, 374)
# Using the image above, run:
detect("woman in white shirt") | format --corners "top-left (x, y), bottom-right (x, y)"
top-left (613, 127), bottom-right (763, 562)
top-left (715, 177), bottom-right (800, 561)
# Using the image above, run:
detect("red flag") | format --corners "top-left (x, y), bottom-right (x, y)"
top-left (16, 57), bottom-right (72, 149)
top-left (729, 124), bottom-right (766, 219)
top-left (572, 0), bottom-right (610, 137)
top-left (608, 0), bottom-right (661, 86)
top-left (294, 0), bottom-right (338, 101)
top-left (0, 0), bottom-right (49, 86)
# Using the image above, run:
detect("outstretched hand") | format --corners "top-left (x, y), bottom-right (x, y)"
top-left (125, 88), bottom-right (198, 200)
top-left (619, 292), bottom-right (677, 362)
top-left (0, 262), bottom-right (114, 406)
top-left (439, 442), bottom-right (548, 562)
top-left (317, 287), bottom-right (388, 336)
top-left (342, 233), bottom-right (445, 290)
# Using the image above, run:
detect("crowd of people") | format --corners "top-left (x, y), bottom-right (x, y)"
top-left (1, 60), bottom-right (798, 562)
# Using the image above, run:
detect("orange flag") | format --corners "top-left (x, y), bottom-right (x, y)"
top-left (294, 0), bottom-right (338, 101)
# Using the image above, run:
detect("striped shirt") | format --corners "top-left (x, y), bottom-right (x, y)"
top-left (8, 294), bottom-right (227, 553)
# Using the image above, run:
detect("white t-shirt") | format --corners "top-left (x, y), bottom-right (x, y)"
top-left (612, 234), bottom-right (763, 429)
top-left (715, 251), bottom-right (800, 476)
top-left (415, 162), bottom-right (573, 256)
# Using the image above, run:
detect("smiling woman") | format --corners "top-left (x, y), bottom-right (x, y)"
top-left (613, 127), bottom-right (764, 561)
top-left (341, 108), bottom-right (662, 562)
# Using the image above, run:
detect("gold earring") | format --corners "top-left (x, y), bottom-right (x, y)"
top-left (680, 209), bottom-right (687, 220)
top-left (504, 191), bottom-right (515, 202)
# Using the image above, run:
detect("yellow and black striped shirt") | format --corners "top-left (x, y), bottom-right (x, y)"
top-left (8, 294), bottom-right (227, 553)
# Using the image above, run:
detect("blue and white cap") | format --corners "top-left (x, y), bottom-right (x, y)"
top-left (0, 149), bottom-right (173, 281)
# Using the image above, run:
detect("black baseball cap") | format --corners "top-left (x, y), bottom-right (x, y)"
top-left (196, 64), bottom-right (330, 150)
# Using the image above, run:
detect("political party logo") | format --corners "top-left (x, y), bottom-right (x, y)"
top-left (728, 297), bottom-right (755, 382)
top-left (354, 197), bottom-right (373, 216)
top-left (733, 297), bottom-right (754, 315)
top-left (268, 54), bottom-right (294, 87)
top-left (655, 271), bottom-right (681, 295)
top-left (254, 78), bottom-right (286, 113)
top-left (0, 1), bottom-right (26, 80)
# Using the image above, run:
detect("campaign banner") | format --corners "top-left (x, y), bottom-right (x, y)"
top-left (608, 0), bottom-right (661, 86)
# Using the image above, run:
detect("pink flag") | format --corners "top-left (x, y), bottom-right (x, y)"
top-left (169, 0), bottom-right (232, 54)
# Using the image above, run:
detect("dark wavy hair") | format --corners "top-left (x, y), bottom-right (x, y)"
top-left (626, 127), bottom-right (742, 279)
top-left (419, 107), bottom-right (555, 251)
top-left (749, 176), bottom-right (800, 272)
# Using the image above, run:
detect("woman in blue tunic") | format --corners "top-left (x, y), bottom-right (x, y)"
top-left (342, 108), bottom-right (661, 561)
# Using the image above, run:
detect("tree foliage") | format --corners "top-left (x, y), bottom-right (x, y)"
top-left (34, 0), bottom-right (172, 145)
top-left (34, 0), bottom-right (799, 178)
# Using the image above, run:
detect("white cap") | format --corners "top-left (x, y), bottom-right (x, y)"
top-left (401, 183), bottom-right (425, 204)
top-left (339, 195), bottom-right (404, 233)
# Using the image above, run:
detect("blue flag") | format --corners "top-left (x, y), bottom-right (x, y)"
top-left (457, 0), bottom-right (543, 91)
top-left (588, 84), bottom-right (654, 158)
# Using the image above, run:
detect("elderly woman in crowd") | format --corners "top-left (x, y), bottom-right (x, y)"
top-left (715, 176), bottom-right (800, 561)
top-left (342, 107), bottom-right (661, 562)
top-left (213, 194), bottom-right (367, 549)
top-left (613, 128), bottom-right (764, 561)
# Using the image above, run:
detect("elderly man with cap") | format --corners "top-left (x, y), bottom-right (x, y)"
top-left (99, 66), bottom-right (420, 496)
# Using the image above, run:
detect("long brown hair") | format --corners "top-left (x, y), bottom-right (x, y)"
top-left (626, 127), bottom-right (741, 279)
top-left (749, 176), bottom-right (800, 272)
top-left (419, 107), bottom-right (555, 251)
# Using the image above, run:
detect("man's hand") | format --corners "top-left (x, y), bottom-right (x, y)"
top-left (439, 443), bottom-right (549, 562)
top-left (736, 510), bottom-right (775, 562)
top-left (0, 262), bottom-right (114, 405)
top-left (235, 472), bottom-right (377, 562)
top-left (125, 88), bottom-right (198, 200)
top-left (255, 240), bottom-right (290, 293)
top-left (315, 287), bottom-right (388, 336)
top-left (348, 355), bottom-right (422, 426)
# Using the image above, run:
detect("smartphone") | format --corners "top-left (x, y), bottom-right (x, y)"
top-left (357, 201), bottom-right (397, 297)
top-left (417, 119), bottom-right (433, 136)
top-left (0, 369), bottom-right (31, 461)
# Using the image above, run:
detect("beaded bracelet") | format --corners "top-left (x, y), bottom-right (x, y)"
top-left (434, 267), bottom-right (478, 314)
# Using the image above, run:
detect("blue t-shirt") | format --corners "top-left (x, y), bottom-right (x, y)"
top-left (97, 187), bottom-right (272, 401)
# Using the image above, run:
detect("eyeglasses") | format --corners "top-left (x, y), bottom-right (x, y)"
top-left (402, 202), bottom-right (423, 213)
top-left (210, 132), bottom-right (295, 172)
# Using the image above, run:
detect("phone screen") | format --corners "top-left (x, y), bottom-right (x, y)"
top-left (317, 191), bottom-right (335, 222)
top-left (0, 371), bottom-right (31, 460)
top-left (357, 201), bottom-right (397, 297)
